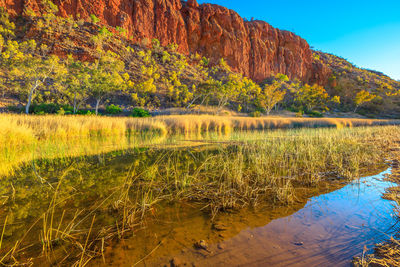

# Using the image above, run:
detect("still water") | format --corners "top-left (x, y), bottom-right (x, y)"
top-left (94, 169), bottom-right (397, 266)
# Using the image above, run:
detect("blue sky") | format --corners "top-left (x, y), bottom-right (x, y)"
top-left (197, 0), bottom-right (400, 80)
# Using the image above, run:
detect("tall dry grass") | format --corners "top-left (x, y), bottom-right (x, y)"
top-left (1, 114), bottom-right (398, 177)
top-left (1, 114), bottom-right (398, 143)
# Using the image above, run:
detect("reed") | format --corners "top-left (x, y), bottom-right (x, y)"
top-left (1, 114), bottom-right (399, 147)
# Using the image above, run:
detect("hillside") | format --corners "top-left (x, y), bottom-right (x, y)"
top-left (2, 0), bottom-right (325, 83)
top-left (314, 51), bottom-right (400, 116)
top-left (0, 0), bottom-right (399, 117)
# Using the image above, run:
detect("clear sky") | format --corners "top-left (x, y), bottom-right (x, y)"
top-left (197, 0), bottom-right (400, 80)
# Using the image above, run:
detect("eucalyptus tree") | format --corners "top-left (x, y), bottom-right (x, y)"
top-left (64, 55), bottom-right (90, 113)
top-left (87, 51), bottom-right (128, 115)
top-left (0, 39), bottom-right (65, 114)
top-left (258, 81), bottom-right (286, 115)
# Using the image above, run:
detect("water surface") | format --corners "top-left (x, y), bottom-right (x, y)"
top-left (96, 169), bottom-right (397, 266)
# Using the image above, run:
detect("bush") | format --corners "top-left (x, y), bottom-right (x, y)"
top-left (105, 104), bottom-right (123, 115)
top-left (32, 103), bottom-right (59, 114)
top-left (131, 108), bottom-right (151, 117)
top-left (90, 14), bottom-right (100, 24)
top-left (57, 108), bottom-right (65, 115)
top-left (76, 109), bottom-right (95, 115)
top-left (296, 110), bottom-right (304, 118)
top-left (250, 111), bottom-right (261, 117)
top-left (305, 110), bottom-right (323, 118)
top-left (30, 104), bottom-right (74, 114)
top-left (7, 105), bottom-right (24, 113)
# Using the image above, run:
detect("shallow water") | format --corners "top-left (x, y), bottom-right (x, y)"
top-left (0, 132), bottom-right (397, 266)
top-left (96, 169), bottom-right (397, 267)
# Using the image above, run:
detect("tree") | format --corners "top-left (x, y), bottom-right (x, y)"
top-left (166, 71), bottom-right (193, 107)
top-left (187, 80), bottom-right (215, 109)
top-left (1, 39), bottom-right (65, 114)
top-left (353, 90), bottom-right (376, 112)
top-left (87, 51), bottom-right (127, 115)
top-left (92, 26), bottom-right (113, 50)
top-left (0, 7), bottom-right (16, 41)
top-left (294, 84), bottom-right (330, 111)
top-left (64, 55), bottom-right (90, 113)
top-left (236, 77), bottom-right (261, 112)
top-left (258, 81), bottom-right (286, 115)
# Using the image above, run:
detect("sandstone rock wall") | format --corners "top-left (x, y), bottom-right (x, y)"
top-left (2, 0), bottom-right (329, 83)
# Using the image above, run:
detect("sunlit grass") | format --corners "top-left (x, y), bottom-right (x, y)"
top-left (0, 114), bottom-right (399, 178)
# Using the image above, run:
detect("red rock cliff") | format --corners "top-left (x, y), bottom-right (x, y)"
top-left (2, 0), bottom-right (328, 83)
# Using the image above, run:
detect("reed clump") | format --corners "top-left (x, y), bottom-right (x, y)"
top-left (1, 114), bottom-right (399, 149)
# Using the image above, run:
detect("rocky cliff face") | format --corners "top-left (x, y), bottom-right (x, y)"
top-left (2, 0), bottom-right (329, 84)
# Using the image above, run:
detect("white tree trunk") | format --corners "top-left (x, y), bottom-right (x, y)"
top-left (95, 98), bottom-right (101, 115)
top-left (25, 82), bottom-right (39, 114)
top-left (73, 92), bottom-right (77, 114)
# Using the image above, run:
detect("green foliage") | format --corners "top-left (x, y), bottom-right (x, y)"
top-left (28, 103), bottom-right (73, 114)
top-left (105, 104), bottom-right (123, 115)
top-left (0, 8), bottom-right (16, 41)
top-left (294, 84), bottom-right (330, 112)
top-left (250, 111), bottom-right (261, 117)
top-left (42, 0), bottom-right (58, 14)
top-left (305, 110), bottom-right (323, 118)
top-left (92, 26), bottom-right (113, 49)
top-left (151, 38), bottom-right (161, 49)
top-left (314, 51), bottom-right (400, 114)
top-left (131, 108), bottom-right (151, 117)
top-left (64, 55), bottom-right (90, 113)
top-left (200, 57), bottom-right (209, 67)
top-left (275, 73), bottom-right (289, 82)
top-left (354, 90), bottom-right (376, 112)
top-left (115, 26), bottom-right (127, 37)
top-left (7, 105), bottom-right (24, 113)
top-left (40, 0), bottom-right (59, 34)
top-left (76, 109), bottom-right (95, 115)
top-left (1, 39), bottom-right (66, 114)
top-left (166, 43), bottom-right (178, 52)
top-left (3, 11), bottom-right (394, 117)
top-left (166, 71), bottom-right (192, 107)
top-left (90, 14), bottom-right (100, 24)
top-left (87, 51), bottom-right (128, 115)
top-left (257, 81), bottom-right (286, 115)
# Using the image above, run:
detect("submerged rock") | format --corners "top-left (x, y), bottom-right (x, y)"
top-left (194, 240), bottom-right (208, 250)
top-left (212, 222), bottom-right (229, 231)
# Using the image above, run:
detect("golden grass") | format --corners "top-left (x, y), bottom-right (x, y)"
top-left (1, 114), bottom-right (398, 142)
top-left (157, 115), bottom-right (400, 135)
top-left (1, 114), bottom-right (398, 177)
top-left (0, 114), bottom-right (398, 178)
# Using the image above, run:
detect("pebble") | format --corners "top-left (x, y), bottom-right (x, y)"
top-left (170, 257), bottom-right (183, 267)
top-left (194, 240), bottom-right (208, 250)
